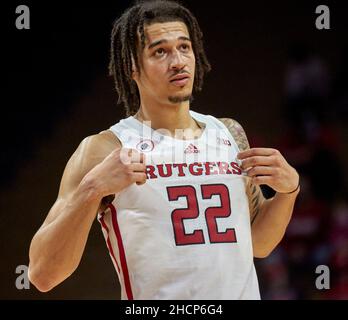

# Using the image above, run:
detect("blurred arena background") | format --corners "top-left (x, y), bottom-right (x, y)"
top-left (1, 1), bottom-right (347, 299)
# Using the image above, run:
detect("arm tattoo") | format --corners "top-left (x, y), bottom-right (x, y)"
top-left (219, 118), bottom-right (265, 224)
top-left (249, 184), bottom-right (263, 224)
top-left (219, 118), bottom-right (250, 151)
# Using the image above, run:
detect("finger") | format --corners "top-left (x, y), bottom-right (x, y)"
top-left (251, 175), bottom-right (273, 186)
top-left (241, 156), bottom-right (275, 170)
top-left (129, 163), bottom-right (147, 172)
top-left (119, 148), bottom-right (132, 164)
top-left (238, 148), bottom-right (278, 160)
top-left (247, 166), bottom-right (274, 177)
top-left (120, 148), bottom-right (145, 164)
top-left (129, 150), bottom-right (146, 164)
top-left (132, 172), bottom-right (147, 184)
top-left (138, 152), bottom-right (146, 164)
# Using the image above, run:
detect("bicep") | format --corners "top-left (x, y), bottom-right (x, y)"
top-left (41, 134), bottom-right (119, 228)
top-left (40, 138), bottom-right (95, 228)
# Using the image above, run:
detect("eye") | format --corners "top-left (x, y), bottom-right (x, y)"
top-left (180, 43), bottom-right (191, 51)
top-left (154, 48), bottom-right (166, 57)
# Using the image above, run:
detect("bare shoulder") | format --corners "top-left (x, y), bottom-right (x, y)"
top-left (81, 130), bottom-right (121, 156)
top-left (218, 118), bottom-right (250, 151)
top-left (73, 130), bottom-right (121, 169)
top-left (84, 129), bottom-right (121, 151)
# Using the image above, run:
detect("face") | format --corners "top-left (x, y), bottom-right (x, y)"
top-left (132, 21), bottom-right (196, 107)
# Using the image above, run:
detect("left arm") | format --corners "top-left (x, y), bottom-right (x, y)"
top-left (220, 118), bottom-right (300, 258)
top-left (238, 147), bottom-right (300, 258)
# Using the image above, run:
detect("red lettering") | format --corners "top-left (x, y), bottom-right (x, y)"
top-left (172, 163), bottom-right (188, 177)
top-left (205, 162), bottom-right (219, 175)
top-left (230, 162), bottom-right (242, 175)
top-left (216, 161), bottom-right (230, 174)
top-left (146, 165), bottom-right (157, 179)
top-left (189, 162), bottom-right (203, 176)
top-left (157, 164), bottom-right (173, 178)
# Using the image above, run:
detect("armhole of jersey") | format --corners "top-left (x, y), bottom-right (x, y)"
top-left (208, 116), bottom-right (242, 153)
top-left (108, 127), bottom-right (124, 148)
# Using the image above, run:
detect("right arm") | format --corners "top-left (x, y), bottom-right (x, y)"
top-left (28, 131), bottom-right (146, 292)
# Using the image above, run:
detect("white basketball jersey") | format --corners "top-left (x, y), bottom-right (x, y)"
top-left (97, 110), bottom-right (260, 300)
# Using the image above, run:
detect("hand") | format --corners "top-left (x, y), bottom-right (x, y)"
top-left (237, 148), bottom-right (299, 194)
top-left (84, 148), bottom-right (147, 198)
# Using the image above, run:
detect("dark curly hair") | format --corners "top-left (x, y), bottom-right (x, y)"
top-left (109, 0), bottom-right (211, 116)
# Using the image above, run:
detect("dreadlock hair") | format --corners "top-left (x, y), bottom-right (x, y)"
top-left (109, 0), bottom-right (211, 116)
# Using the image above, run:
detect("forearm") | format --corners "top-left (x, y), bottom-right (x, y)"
top-left (28, 178), bottom-right (102, 291)
top-left (251, 189), bottom-right (299, 258)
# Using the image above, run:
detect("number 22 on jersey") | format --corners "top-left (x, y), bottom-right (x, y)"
top-left (167, 184), bottom-right (237, 246)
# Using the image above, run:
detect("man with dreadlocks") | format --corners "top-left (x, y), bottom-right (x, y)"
top-left (28, 0), bottom-right (300, 299)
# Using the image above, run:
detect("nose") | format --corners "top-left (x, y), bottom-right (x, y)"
top-left (169, 49), bottom-right (185, 70)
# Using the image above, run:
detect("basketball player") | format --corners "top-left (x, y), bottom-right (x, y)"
top-left (28, 0), bottom-right (300, 299)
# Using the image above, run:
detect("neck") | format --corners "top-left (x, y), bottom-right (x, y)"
top-left (134, 99), bottom-right (202, 139)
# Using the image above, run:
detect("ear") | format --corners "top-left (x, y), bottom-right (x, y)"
top-left (132, 68), bottom-right (137, 80)
top-left (131, 56), bottom-right (138, 80)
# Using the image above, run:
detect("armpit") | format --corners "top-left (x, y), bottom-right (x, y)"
top-left (98, 194), bottom-right (115, 214)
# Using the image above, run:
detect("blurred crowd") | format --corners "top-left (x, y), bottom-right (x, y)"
top-left (255, 43), bottom-right (348, 299)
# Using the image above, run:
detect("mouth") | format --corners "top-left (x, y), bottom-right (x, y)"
top-left (169, 74), bottom-right (190, 87)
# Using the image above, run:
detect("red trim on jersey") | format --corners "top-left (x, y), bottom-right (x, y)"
top-left (99, 213), bottom-right (121, 274)
top-left (109, 204), bottom-right (134, 300)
